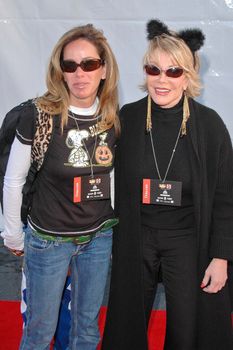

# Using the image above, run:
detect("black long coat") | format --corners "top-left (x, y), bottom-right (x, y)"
top-left (102, 96), bottom-right (233, 350)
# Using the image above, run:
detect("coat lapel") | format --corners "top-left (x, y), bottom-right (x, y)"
top-left (187, 99), bottom-right (202, 239)
top-left (123, 99), bottom-right (147, 192)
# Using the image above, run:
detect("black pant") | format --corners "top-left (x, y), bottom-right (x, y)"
top-left (142, 226), bottom-right (198, 350)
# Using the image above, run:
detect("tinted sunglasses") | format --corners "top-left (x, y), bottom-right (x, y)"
top-left (144, 64), bottom-right (184, 78)
top-left (61, 58), bottom-right (104, 73)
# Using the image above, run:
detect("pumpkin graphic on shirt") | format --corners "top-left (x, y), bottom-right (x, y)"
top-left (95, 132), bottom-right (113, 165)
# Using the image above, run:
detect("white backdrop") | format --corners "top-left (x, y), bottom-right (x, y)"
top-left (0, 0), bottom-right (233, 228)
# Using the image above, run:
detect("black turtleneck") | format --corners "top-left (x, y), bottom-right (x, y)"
top-left (141, 97), bottom-right (195, 229)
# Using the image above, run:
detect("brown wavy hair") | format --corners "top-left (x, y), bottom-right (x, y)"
top-left (37, 24), bottom-right (119, 133)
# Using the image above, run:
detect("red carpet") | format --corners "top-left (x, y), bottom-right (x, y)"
top-left (0, 301), bottom-right (166, 350)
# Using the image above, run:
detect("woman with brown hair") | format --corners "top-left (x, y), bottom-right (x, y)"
top-left (1, 23), bottom-right (119, 349)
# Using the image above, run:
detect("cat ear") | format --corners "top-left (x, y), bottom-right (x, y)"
top-left (146, 19), bottom-right (170, 40)
top-left (178, 28), bottom-right (205, 53)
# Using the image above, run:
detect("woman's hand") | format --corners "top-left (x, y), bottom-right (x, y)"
top-left (7, 247), bottom-right (24, 257)
top-left (200, 258), bottom-right (228, 293)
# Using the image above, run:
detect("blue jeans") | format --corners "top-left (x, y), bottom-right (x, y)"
top-left (20, 226), bottom-right (113, 350)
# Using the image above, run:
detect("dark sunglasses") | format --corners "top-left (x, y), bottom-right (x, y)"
top-left (144, 64), bottom-right (184, 78)
top-left (61, 58), bottom-right (104, 73)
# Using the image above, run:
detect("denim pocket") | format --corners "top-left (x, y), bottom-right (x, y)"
top-left (96, 228), bottom-right (113, 238)
top-left (28, 231), bottom-right (53, 251)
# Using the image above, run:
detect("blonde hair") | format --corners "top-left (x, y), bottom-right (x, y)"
top-left (141, 33), bottom-right (202, 98)
top-left (37, 24), bottom-right (120, 134)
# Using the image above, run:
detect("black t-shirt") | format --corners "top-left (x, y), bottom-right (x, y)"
top-left (17, 109), bottom-right (116, 235)
top-left (141, 98), bottom-right (195, 229)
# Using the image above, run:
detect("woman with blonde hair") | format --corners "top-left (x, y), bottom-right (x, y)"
top-left (1, 23), bottom-right (119, 349)
top-left (102, 19), bottom-right (233, 350)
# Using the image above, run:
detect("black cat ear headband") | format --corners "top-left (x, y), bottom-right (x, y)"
top-left (147, 19), bottom-right (205, 56)
top-left (146, 19), bottom-right (205, 135)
